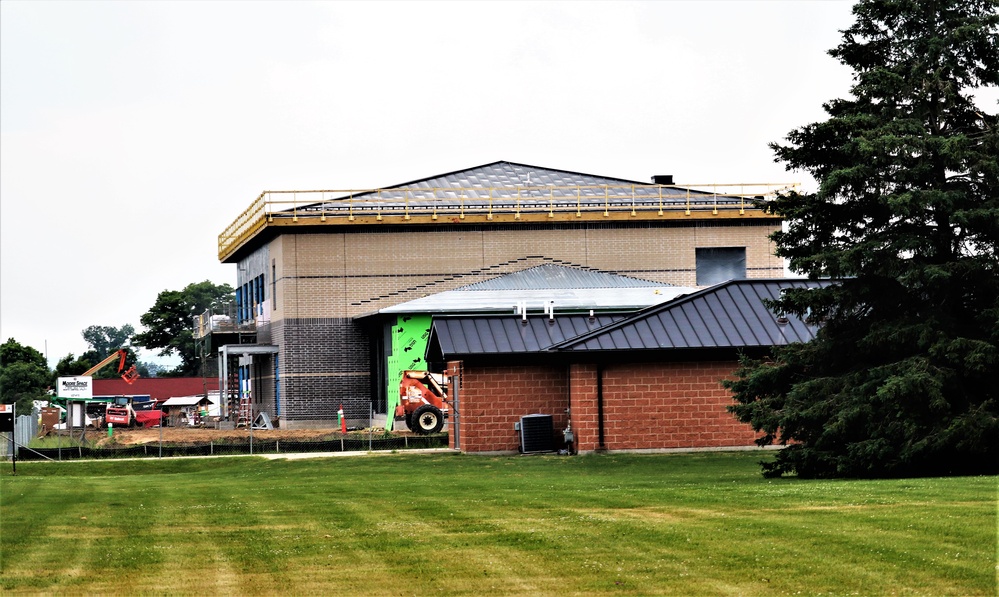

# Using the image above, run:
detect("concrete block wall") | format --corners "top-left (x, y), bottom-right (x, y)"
top-left (279, 317), bottom-right (371, 428)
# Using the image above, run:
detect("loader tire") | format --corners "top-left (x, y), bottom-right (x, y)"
top-left (412, 405), bottom-right (444, 434)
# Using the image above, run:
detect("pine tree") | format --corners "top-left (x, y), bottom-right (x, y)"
top-left (727, 0), bottom-right (999, 478)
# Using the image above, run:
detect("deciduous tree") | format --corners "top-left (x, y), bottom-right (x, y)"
top-left (133, 280), bottom-right (234, 377)
top-left (0, 338), bottom-right (53, 414)
top-left (81, 324), bottom-right (135, 357)
top-left (55, 347), bottom-right (141, 379)
top-left (727, 0), bottom-right (999, 478)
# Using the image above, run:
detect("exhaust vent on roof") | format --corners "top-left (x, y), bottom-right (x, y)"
top-left (652, 175), bottom-right (674, 185)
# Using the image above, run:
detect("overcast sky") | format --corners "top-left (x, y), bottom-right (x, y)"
top-left (1, 1), bottom-right (980, 368)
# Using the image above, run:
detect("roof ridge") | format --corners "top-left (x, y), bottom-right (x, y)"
top-left (375, 160), bottom-right (650, 190)
top-left (456, 263), bottom-right (667, 291)
top-left (548, 278), bottom-right (831, 351)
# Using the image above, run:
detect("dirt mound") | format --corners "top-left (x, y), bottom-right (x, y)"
top-left (98, 427), bottom-right (352, 447)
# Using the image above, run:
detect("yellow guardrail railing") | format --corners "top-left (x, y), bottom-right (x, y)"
top-left (218, 183), bottom-right (798, 261)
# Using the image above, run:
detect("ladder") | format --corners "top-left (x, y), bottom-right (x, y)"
top-left (237, 395), bottom-right (252, 428)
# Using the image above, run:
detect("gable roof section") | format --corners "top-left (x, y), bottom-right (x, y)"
top-left (370, 264), bottom-right (694, 317)
top-left (345, 161), bottom-right (665, 198)
top-left (458, 264), bottom-right (663, 290)
top-left (426, 314), bottom-right (625, 362)
top-left (308, 160), bottom-right (721, 210)
top-left (162, 394), bottom-right (217, 407)
top-left (426, 279), bottom-right (835, 361)
top-left (553, 278), bottom-right (833, 352)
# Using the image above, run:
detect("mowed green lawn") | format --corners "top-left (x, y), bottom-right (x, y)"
top-left (0, 451), bottom-right (994, 596)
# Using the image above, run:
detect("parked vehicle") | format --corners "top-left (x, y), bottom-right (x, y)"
top-left (395, 371), bottom-right (448, 434)
top-left (105, 396), bottom-right (164, 428)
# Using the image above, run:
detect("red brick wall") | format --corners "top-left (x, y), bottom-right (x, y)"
top-left (449, 363), bottom-right (569, 453)
top-left (598, 361), bottom-right (759, 451)
top-left (453, 360), bottom-right (759, 453)
top-left (569, 363), bottom-right (600, 452)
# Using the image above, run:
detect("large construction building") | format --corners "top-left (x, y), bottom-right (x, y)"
top-left (199, 161), bottom-right (791, 429)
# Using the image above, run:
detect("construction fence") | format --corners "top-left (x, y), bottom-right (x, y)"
top-left (0, 414), bottom-right (38, 459)
top-left (7, 431), bottom-right (448, 462)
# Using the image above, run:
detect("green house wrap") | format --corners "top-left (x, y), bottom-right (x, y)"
top-left (385, 315), bottom-right (432, 431)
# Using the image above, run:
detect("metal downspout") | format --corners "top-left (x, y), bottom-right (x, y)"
top-left (565, 364), bottom-right (573, 454)
top-left (597, 365), bottom-right (605, 450)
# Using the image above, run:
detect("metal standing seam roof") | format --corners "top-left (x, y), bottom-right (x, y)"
top-left (457, 264), bottom-right (664, 290)
top-left (426, 279), bottom-right (835, 359)
top-left (554, 279), bottom-right (834, 352)
top-left (372, 265), bottom-right (695, 316)
top-left (426, 314), bottom-right (625, 361)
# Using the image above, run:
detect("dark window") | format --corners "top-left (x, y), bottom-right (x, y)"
top-left (255, 274), bottom-right (264, 316)
top-left (696, 247), bottom-right (746, 285)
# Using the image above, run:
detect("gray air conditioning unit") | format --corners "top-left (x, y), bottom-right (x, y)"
top-left (519, 414), bottom-right (555, 454)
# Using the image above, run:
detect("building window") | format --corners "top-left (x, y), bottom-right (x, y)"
top-left (237, 274), bottom-right (267, 323)
top-left (272, 260), bottom-right (277, 310)
top-left (254, 274), bottom-right (263, 317)
top-left (696, 247), bottom-right (746, 285)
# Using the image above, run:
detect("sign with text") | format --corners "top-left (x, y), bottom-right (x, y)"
top-left (0, 403), bottom-right (13, 432)
top-left (57, 376), bottom-right (93, 399)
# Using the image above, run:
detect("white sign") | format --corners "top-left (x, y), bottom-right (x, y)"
top-left (57, 376), bottom-right (93, 399)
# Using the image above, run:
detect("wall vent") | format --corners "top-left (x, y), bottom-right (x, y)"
top-left (519, 414), bottom-right (555, 453)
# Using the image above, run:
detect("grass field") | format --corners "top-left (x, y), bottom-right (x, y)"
top-left (0, 451), bottom-right (995, 596)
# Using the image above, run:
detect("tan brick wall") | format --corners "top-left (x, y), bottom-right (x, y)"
top-left (271, 222), bottom-right (781, 320)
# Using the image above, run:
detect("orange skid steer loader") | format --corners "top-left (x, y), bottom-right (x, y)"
top-left (395, 371), bottom-right (448, 434)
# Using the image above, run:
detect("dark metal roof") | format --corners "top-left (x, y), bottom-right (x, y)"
top-left (426, 314), bottom-right (624, 361)
top-left (554, 279), bottom-right (833, 352)
top-left (457, 264), bottom-right (664, 291)
top-left (427, 279), bottom-right (835, 361)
